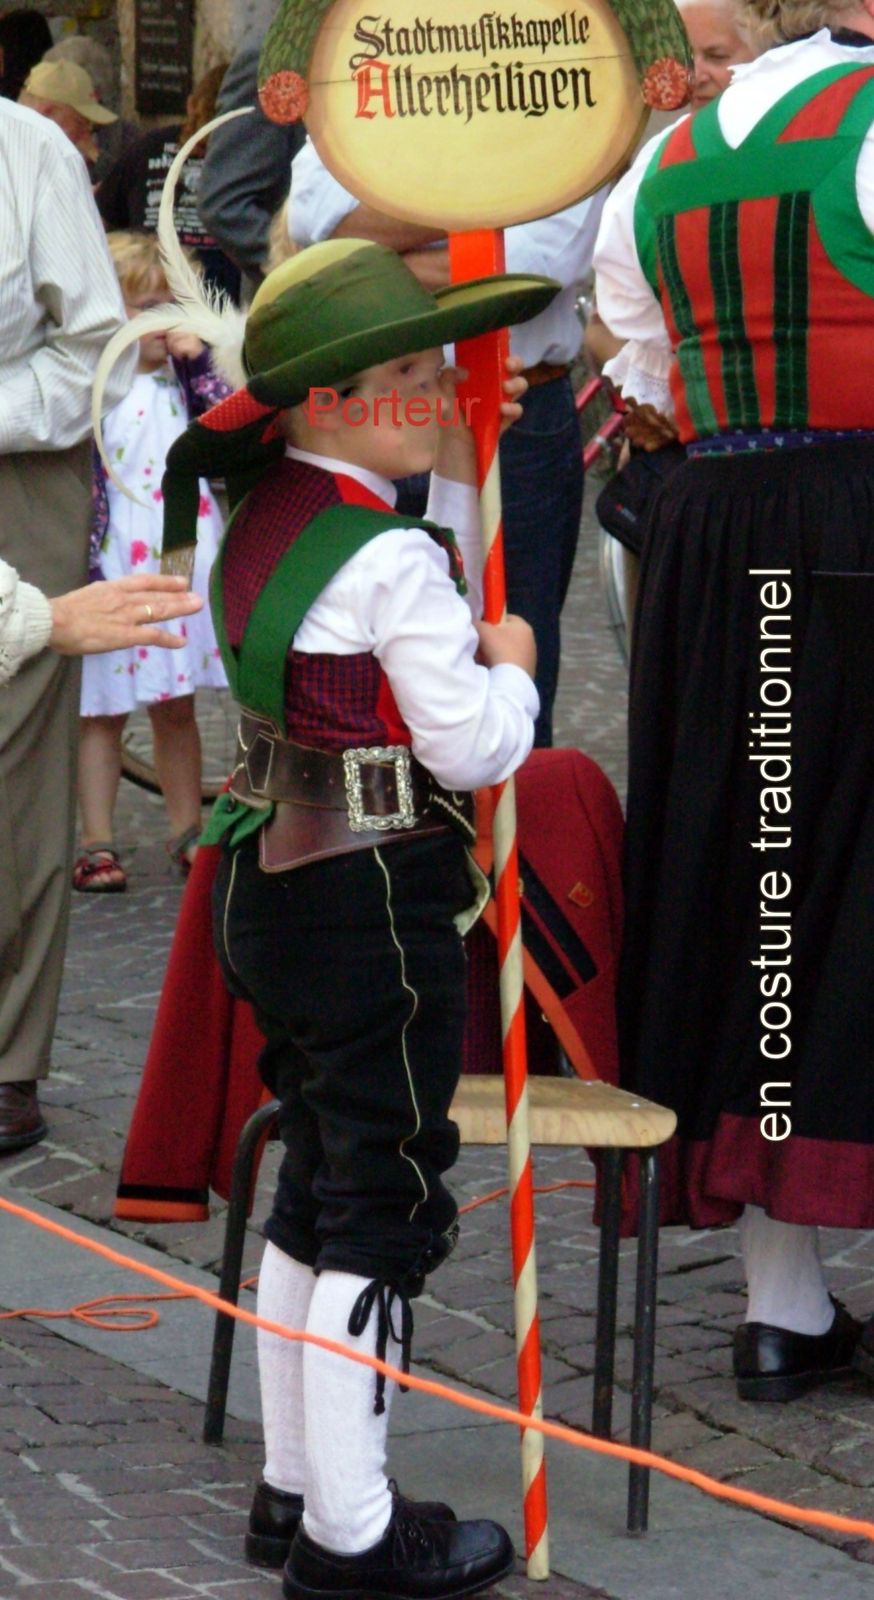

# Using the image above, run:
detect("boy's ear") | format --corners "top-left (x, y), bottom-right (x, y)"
top-left (299, 388), bottom-right (346, 435)
top-left (282, 393), bottom-right (345, 444)
top-left (309, 405), bottom-right (345, 435)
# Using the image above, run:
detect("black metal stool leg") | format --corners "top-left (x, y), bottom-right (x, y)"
top-left (203, 1100), bottom-right (279, 1444)
top-left (627, 1147), bottom-right (661, 1533)
top-left (592, 1147), bottom-right (623, 1439)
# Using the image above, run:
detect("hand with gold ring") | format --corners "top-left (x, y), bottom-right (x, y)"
top-left (48, 574), bottom-right (204, 659)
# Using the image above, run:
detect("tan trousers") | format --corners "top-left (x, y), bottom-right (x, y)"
top-left (0, 444), bottom-right (91, 1083)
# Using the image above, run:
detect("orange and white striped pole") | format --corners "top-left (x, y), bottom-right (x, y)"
top-left (450, 228), bottom-right (549, 1581)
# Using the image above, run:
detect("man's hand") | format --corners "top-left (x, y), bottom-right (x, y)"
top-left (475, 615), bottom-right (537, 679)
top-left (49, 574), bottom-right (204, 657)
top-left (332, 202), bottom-right (444, 254)
top-left (401, 246), bottom-right (450, 290)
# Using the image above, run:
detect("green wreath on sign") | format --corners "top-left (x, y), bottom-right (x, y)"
top-left (258, 0), bottom-right (693, 123)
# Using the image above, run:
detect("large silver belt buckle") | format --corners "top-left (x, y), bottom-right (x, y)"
top-left (343, 745), bottom-right (416, 832)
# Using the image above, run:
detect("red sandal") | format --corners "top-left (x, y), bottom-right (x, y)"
top-left (72, 844), bottom-right (127, 894)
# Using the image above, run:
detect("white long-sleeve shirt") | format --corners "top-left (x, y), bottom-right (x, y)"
top-left (0, 100), bottom-right (134, 454)
top-left (0, 558), bottom-right (52, 686)
top-left (289, 138), bottom-right (608, 368)
top-left (594, 31), bottom-right (874, 405)
top-left (286, 448), bottom-right (539, 790)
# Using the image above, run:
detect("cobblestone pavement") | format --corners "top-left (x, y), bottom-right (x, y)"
top-left (2, 492), bottom-right (874, 1596)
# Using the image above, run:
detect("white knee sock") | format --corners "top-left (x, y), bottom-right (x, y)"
top-left (257, 1242), bottom-right (316, 1494)
top-left (302, 1270), bottom-right (399, 1554)
top-left (739, 1205), bottom-right (834, 1335)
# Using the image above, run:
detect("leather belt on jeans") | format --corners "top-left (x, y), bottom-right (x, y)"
top-left (521, 360), bottom-right (572, 388)
top-left (229, 711), bottom-right (475, 873)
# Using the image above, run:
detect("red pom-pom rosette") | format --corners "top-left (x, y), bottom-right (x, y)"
top-left (258, 70), bottom-right (310, 125)
top-left (642, 58), bottom-right (693, 111)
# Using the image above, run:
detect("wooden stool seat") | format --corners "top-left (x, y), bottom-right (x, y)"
top-left (451, 1075), bottom-right (677, 1149)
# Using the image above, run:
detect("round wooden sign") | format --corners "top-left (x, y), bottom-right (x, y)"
top-left (259, 0), bottom-right (692, 230)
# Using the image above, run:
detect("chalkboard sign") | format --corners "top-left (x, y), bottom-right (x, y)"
top-left (135, 0), bottom-right (193, 115)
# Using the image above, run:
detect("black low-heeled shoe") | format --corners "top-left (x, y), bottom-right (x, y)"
top-left (733, 1298), bottom-right (862, 1402)
top-left (283, 1500), bottom-right (514, 1600)
top-left (247, 1479), bottom-right (456, 1569)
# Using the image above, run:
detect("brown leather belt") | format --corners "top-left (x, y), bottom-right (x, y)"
top-left (521, 360), bottom-right (572, 388)
top-left (230, 711), bottom-right (475, 873)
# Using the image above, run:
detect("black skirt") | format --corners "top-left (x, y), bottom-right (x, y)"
top-left (618, 440), bottom-right (874, 1228)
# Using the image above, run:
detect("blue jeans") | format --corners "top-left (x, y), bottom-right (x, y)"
top-left (501, 376), bottom-right (583, 746)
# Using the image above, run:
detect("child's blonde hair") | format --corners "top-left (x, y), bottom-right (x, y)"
top-left (107, 231), bottom-right (169, 300)
top-left (107, 231), bottom-right (203, 302)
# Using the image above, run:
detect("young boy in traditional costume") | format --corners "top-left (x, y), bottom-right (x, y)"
top-left (158, 238), bottom-right (559, 1600)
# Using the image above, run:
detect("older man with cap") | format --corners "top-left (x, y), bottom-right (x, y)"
top-left (0, 94), bottom-right (134, 1153)
top-left (19, 58), bottom-right (116, 168)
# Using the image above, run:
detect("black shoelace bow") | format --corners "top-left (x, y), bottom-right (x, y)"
top-left (348, 1278), bottom-right (414, 1415)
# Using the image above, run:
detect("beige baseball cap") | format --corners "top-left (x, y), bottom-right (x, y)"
top-left (21, 60), bottom-right (117, 123)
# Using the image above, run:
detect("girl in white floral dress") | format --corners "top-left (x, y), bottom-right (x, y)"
top-left (76, 233), bottom-right (228, 892)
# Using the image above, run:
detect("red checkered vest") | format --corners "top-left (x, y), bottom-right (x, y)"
top-left (215, 456), bottom-right (464, 750)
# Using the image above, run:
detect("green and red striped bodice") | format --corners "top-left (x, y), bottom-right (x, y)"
top-left (634, 64), bottom-right (874, 442)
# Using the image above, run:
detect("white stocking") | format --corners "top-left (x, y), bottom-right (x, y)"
top-left (302, 1270), bottom-right (399, 1553)
top-left (257, 1241), bottom-right (316, 1494)
top-left (739, 1205), bottom-right (834, 1335)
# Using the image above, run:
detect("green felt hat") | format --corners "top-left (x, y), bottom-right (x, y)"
top-left (161, 238), bottom-right (560, 569)
top-left (243, 237), bottom-right (560, 406)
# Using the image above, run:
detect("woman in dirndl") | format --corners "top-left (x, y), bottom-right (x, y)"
top-left (594, 0), bottom-right (874, 1400)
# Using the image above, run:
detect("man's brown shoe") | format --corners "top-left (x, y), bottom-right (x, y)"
top-left (0, 1082), bottom-right (47, 1154)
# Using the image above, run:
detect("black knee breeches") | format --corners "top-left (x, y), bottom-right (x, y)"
top-left (214, 831), bottom-right (476, 1288)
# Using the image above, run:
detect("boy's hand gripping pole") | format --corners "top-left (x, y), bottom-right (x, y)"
top-left (450, 228), bottom-right (549, 1581)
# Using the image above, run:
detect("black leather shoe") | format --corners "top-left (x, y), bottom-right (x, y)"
top-left (0, 1082), bottom-right (46, 1155)
top-left (852, 1317), bottom-right (874, 1382)
top-left (247, 1482), bottom-right (305, 1568)
top-left (282, 1500), bottom-right (514, 1600)
top-left (733, 1299), bottom-right (862, 1401)
top-left (247, 1479), bottom-right (457, 1570)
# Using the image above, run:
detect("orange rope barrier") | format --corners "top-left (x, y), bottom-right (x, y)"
top-left (0, 1185), bottom-right (592, 1333)
top-left (0, 1291), bottom-right (185, 1333)
top-left (1, 1192), bottom-right (872, 1545)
